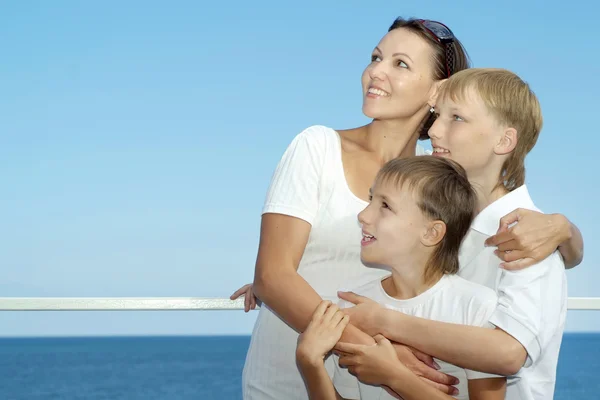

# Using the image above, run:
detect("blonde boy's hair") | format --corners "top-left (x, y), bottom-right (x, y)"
top-left (437, 68), bottom-right (543, 191)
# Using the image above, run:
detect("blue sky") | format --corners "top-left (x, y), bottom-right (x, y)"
top-left (1, 1), bottom-right (598, 336)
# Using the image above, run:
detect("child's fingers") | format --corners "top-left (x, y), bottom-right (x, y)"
top-left (329, 308), bottom-right (345, 326)
top-left (373, 334), bottom-right (391, 345)
top-left (312, 300), bottom-right (332, 322)
top-left (334, 341), bottom-right (363, 355)
top-left (338, 353), bottom-right (359, 367)
top-left (322, 302), bottom-right (340, 324)
top-left (334, 315), bottom-right (350, 336)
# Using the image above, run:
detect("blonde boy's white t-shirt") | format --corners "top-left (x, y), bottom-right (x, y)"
top-left (458, 186), bottom-right (568, 400)
top-left (334, 274), bottom-right (500, 400)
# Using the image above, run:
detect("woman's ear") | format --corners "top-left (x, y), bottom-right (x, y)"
top-left (422, 220), bottom-right (446, 247)
top-left (495, 127), bottom-right (518, 155)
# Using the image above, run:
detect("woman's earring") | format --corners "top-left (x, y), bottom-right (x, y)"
top-left (430, 106), bottom-right (435, 113)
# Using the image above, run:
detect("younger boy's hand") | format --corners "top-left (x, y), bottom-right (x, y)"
top-left (335, 334), bottom-right (403, 386)
top-left (297, 301), bottom-right (349, 366)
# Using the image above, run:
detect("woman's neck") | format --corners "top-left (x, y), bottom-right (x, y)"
top-left (363, 113), bottom-right (426, 163)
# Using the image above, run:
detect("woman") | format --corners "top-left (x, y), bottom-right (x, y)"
top-left (232, 18), bottom-right (584, 400)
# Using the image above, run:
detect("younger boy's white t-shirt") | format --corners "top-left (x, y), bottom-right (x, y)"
top-left (334, 274), bottom-right (500, 400)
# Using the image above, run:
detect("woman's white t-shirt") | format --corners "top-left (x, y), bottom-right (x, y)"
top-left (242, 125), bottom-right (429, 399)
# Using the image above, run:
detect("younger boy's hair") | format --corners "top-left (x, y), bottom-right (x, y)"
top-left (376, 156), bottom-right (476, 283)
top-left (437, 68), bottom-right (543, 192)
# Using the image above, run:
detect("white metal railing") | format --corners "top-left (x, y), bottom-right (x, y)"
top-left (0, 297), bottom-right (599, 311)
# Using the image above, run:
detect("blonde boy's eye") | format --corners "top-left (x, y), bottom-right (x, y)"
top-left (453, 115), bottom-right (464, 122)
top-left (381, 202), bottom-right (390, 209)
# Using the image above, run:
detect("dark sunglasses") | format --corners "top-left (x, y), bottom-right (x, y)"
top-left (416, 19), bottom-right (456, 78)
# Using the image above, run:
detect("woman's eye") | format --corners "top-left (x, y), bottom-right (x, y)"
top-left (396, 60), bottom-right (408, 68)
top-left (371, 55), bottom-right (381, 62)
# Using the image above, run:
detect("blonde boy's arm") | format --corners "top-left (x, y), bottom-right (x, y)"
top-left (378, 313), bottom-right (526, 376)
top-left (559, 219), bottom-right (584, 269)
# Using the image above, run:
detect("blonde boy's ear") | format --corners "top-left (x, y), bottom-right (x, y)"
top-left (495, 127), bottom-right (518, 155)
top-left (422, 220), bottom-right (446, 247)
top-left (428, 79), bottom-right (448, 107)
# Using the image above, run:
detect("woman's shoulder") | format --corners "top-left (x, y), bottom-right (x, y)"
top-left (291, 125), bottom-right (339, 147)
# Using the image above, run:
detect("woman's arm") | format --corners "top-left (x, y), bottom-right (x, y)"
top-left (252, 213), bottom-right (374, 344)
top-left (468, 378), bottom-right (507, 400)
top-left (485, 209), bottom-right (584, 270)
top-left (558, 218), bottom-right (584, 269)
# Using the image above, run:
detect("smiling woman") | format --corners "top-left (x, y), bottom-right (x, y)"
top-left (230, 17), bottom-right (584, 400)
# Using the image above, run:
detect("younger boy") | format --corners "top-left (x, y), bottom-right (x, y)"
top-left (335, 69), bottom-right (568, 400)
top-left (296, 156), bottom-right (507, 399)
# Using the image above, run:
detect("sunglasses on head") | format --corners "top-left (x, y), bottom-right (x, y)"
top-left (416, 19), bottom-right (456, 78)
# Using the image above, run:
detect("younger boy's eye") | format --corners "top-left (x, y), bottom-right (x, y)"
top-left (453, 114), bottom-right (464, 122)
top-left (381, 201), bottom-right (390, 209)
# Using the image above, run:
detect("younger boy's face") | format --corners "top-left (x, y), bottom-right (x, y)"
top-left (358, 180), bottom-right (429, 268)
top-left (428, 88), bottom-right (505, 177)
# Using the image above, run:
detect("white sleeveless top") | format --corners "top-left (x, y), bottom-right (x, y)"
top-left (242, 125), bottom-right (429, 400)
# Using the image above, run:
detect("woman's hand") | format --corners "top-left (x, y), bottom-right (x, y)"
top-left (230, 283), bottom-right (260, 312)
top-left (296, 301), bottom-right (349, 366)
top-left (484, 208), bottom-right (572, 270)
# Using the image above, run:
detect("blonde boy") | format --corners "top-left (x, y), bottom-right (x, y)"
top-left (336, 69), bottom-right (567, 400)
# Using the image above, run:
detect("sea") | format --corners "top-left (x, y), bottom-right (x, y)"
top-left (0, 333), bottom-right (596, 399)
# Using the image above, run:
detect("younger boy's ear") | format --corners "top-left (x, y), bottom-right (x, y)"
top-left (422, 221), bottom-right (446, 247)
top-left (428, 79), bottom-right (448, 106)
top-left (495, 127), bottom-right (518, 155)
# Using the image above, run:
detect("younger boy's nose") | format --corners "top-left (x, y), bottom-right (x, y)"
top-left (357, 204), bottom-right (372, 226)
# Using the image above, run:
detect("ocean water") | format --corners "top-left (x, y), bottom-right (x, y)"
top-left (0, 333), bottom-right (596, 399)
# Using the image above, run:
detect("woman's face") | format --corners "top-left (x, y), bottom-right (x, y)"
top-left (362, 28), bottom-right (439, 121)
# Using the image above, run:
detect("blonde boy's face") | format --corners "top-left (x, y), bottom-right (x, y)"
top-left (358, 180), bottom-right (429, 268)
top-left (428, 88), bottom-right (506, 176)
